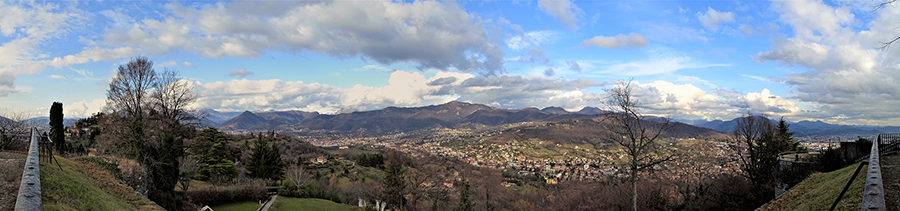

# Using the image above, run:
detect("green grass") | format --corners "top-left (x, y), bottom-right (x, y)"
top-left (269, 197), bottom-right (357, 211)
top-left (41, 155), bottom-right (158, 211)
top-left (759, 162), bottom-right (868, 211)
top-left (210, 201), bottom-right (261, 211)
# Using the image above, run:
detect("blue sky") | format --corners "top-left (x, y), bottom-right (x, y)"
top-left (2, 0), bottom-right (900, 125)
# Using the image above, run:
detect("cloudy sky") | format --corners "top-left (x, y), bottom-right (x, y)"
top-left (2, 0), bottom-right (900, 125)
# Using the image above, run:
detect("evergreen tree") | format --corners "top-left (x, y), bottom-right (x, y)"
top-left (193, 128), bottom-right (236, 180)
top-left (49, 102), bottom-right (65, 152)
top-left (775, 117), bottom-right (802, 151)
top-left (455, 177), bottom-right (473, 211)
top-left (382, 162), bottom-right (407, 210)
top-left (247, 134), bottom-right (285, 180)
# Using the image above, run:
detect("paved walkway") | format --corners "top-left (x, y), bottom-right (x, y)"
top-left (882, 152), bottom-right (900, 211)
top-left (257, 195), bottom-right (277, 211)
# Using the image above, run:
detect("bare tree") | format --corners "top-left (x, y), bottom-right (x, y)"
top-left (0, 109), bottom-right (31, 152)
top-left (601, 80), bottom-right (675, 211)
top-left (151, 69), bottom-right (196, 123)
top-left (285, 165), bottom-right (310, 188)
top-left (178, 156), bottom-right (199, 191)
top-left (732, 113), bottom-right (780, 204)
top-left (107, 56), bottom-right (156, 118)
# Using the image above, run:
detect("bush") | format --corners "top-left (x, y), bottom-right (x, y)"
top-left (278, 180), bottom-right (342, 204)
top-left (818, 147), bottom-right (846, 172)
top-left (184, 182), bottom-right (268, 206)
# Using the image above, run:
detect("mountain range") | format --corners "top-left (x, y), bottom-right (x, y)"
top-left (209, 101), bottom-right (605, 134)
top-left (684, 118), bottom-right (900, 137)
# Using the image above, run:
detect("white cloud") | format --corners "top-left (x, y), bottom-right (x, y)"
top-left (182, 62), bottom-right (195, 67)
top-left (48, 75), bottom-right (66, 79)
top-left (599, 56), bottom-right (728, 76)
top-left (579, 33), bottom-right (648, 49)
top-left (54, 1), bottom-right (506, 75)
top-left (65, 98), bottom-right (107, 118)
top-left (228, 69), bottom-right (254, 78)
top-left (192, 71), bottom-right (609, 113)
top-left (696, 7), bottom-right (735, 31)
top-left (515, 48), bottom-right (551, 65)
top-left (538, 0), bottom-right (583, 30)
top-left (739, 74), bottom-right (768, 82)
top-left (507, 31), bottom-right (557, 50)
top-left (625, 81), bottom-right (734, 120)
top-left (158, 60), bottom-right (177, 67)
top-left (0, 2), bottom-right (86, 96)
top-left (752, 0), bottom-right (900, 124)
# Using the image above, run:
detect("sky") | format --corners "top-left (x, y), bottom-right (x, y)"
top-left (2, 0), bottom-right (900, 126)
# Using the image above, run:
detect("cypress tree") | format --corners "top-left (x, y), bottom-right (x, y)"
top-left (49, 102), bottom-right (65, 152)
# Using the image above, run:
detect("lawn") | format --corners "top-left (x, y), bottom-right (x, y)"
top-left (269, 197), bottom-right (357, 211)
top-left (210, 201), bottom-right (261, 211)
top-left (41, 155), bottom-right (159, 211)
top-left (759, 162), bottom-right (868, 211)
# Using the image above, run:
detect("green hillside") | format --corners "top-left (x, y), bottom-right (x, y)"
top-left (40, 155), bottom-right (159, 211)
top-left (759, 162), bottom-right (868, 211)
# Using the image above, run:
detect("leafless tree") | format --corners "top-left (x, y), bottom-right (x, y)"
top-left (107, 56), bottom-right (156, 118)
top-left (178, 156), bottom-right (199, 191)
top-left (151, 69), bottom-right (197, 123)
top-left (284, 165), bottom-right (310, 188)
top-left (601, 80), bottom-right (675, 211)
top-left (874, 1), bottom-right (900, 50)
top-left (732, 113), bottom-right (779, 204)
top-left (0, 109), bottom-right (32, 151)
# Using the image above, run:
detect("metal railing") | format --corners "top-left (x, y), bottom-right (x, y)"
top-left (14, 127), bottom-right (42, 211)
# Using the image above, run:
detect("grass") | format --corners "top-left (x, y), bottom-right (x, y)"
top-left (759, 162), bottom-right (868, 211)
top-left (269, 197), bottom-right (357, 211)
top-left (210, 201), bottom-right (261, 211)
top-left (40, 155), bottom-right (159, 211)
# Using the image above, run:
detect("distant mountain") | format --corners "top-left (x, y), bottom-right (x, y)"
top-left (576, 107), bottom-right (603, 115)
top-left (26, 117), bottom-right (80, 131)
top-left (218, 111), bottom-right (267, 131)
top-left (686, 118), bottom-right (899, 137)
top-left (540, 106), bottom-right (569, 115)
top-left (198, 109), bottom-right (243, 126)
top-left (217, 101), bottom-right (605, 134)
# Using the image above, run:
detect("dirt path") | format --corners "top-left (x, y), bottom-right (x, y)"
top-left (0, 151), bottom-right (27, 211)
top-left (882, 152), bottom-right (900, 211)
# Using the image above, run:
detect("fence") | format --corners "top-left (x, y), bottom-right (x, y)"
top-left (13, 127), bottom-right (42, 211)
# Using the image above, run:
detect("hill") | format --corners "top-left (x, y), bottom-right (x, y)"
top-left (758, 162), bottom-right (866, 210)
top-left (218, 111), bottom-right (268, 131)
top-left (41, 155), bottom-right (160, 210)
top-left (481, 118), bottom-right (729, 146)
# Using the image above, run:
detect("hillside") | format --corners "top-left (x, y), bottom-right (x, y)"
top-left (40, 155), bottom-right (159, 211)
top-left (219, 101), bottom-right (604, 134)
top-left (758, 162), bottom-right (866, 211)
top-left (481, 118), bottom-right (729, 146)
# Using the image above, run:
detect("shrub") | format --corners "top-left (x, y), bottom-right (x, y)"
top-left (184, 182), bottom-right (268, 206)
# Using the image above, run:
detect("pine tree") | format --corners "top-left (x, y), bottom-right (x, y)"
top-left (455, 177), bottom-right (473, 211)
top-left (193, 128), bottom-right (236, 180)
top-left (382, 162), bottom-right (406, 210)
top-left (247, 134), bottom-right (285, 180)
top-left (775, 117), bottom-right (801, 151)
